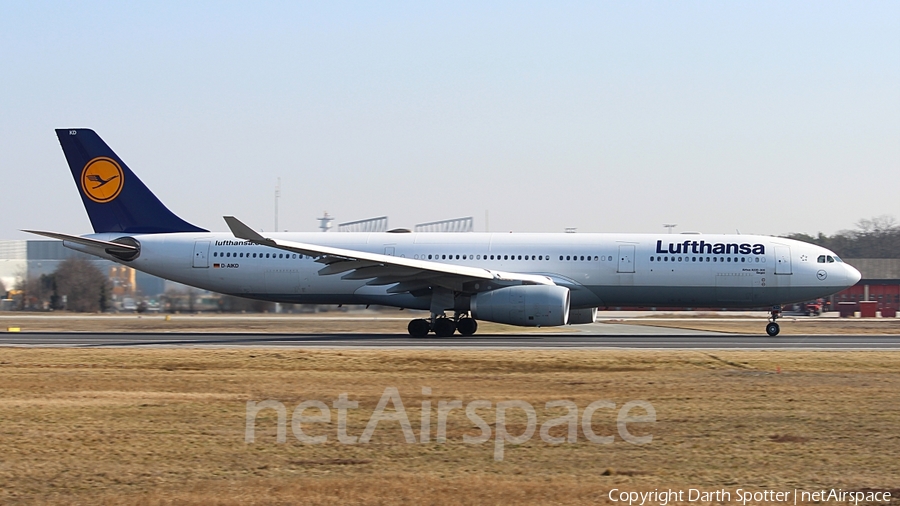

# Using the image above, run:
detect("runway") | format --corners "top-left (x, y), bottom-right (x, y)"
top-left (2, 326), bottom-right (900, 349)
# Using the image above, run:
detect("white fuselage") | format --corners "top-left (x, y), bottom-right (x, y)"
top-left (67, 231), bottom-right (861, 311)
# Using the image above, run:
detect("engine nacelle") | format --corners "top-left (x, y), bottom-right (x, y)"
top-left (567, 307), bottom-right (597, 325)
top-left (471, 285), bottom-right (570, 327)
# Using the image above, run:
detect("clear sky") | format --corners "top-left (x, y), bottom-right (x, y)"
top-left (1, 1), bottom-right (897, 239)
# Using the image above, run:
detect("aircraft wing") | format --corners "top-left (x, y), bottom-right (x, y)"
top-left (224, 216), bottom-right (554, 293)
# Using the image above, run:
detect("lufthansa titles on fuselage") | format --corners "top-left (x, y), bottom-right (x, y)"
top-left (656, 240), bottom-right (765, 256)
top-left (215, 240), bottom-right (254, 246)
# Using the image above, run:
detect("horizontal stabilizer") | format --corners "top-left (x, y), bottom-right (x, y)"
top-left (22, 230), bottom-right (138, 253)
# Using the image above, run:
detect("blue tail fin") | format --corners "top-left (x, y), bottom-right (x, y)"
top-left (56, 129), bottom-right (207, 234)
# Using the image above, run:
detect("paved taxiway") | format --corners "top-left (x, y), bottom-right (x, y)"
top-left (2, 321), bottom-right (899, 349)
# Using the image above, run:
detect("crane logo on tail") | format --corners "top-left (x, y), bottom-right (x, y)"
top-left (81, 157), bottom-right (124, 203)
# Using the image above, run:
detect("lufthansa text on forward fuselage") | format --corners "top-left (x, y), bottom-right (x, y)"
top-left (656, 240), bottom-right (766, 255)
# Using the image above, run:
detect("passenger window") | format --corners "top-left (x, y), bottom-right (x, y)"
top-left (650, 257), bottom-right (654, 262)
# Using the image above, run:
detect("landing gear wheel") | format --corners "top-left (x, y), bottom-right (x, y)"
top-left (433, 318), bottom-right (456, 338)
top-left (408, 319), bottom-right (430, 338)
top-left (766, 322), bottom-right (780, 337)
top-left (456, 318), bottom-right (478, 336)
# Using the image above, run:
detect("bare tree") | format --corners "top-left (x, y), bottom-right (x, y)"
top-left (14, 273), bottom-right (52, 311)
top-left (786, 215), bottom-right (900, 258)
top-left (54, 258), bottom-right (111, 312)
top-left (855, 215), bottom-right (897, 234)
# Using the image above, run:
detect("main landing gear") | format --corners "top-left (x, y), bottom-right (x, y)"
top-left (766, 305), bottom-right (782, 337)
top-left (407, 313), bottom-right (478, 337)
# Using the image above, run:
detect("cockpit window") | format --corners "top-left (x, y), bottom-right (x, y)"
top-left (827, 256), bottom-right (835, 263)
top-left (817, 255), bottom-right (826, 263)
top-left (833, 255), bottom-right (843, 262)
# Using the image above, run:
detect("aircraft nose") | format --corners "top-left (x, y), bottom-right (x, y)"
top-left (846, 264), bottom-right (862, 286)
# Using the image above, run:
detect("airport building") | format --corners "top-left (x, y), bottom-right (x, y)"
top-left (0, 240), bottom-right (166, 299)
top-left (832, 259), bottom-right (900, 317)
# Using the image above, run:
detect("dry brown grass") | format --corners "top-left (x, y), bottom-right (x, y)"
top-left (0, 348), bottom-right (898, 505)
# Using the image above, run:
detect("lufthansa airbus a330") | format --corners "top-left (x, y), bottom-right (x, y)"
top-left (26, 129), bottom-right (861, 337)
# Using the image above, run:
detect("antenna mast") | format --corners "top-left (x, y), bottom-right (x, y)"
top-left (274, 177), bottom-right (281, 232)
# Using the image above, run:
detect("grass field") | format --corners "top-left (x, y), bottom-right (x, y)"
top-left (1, 347), bottom-right (898, 505)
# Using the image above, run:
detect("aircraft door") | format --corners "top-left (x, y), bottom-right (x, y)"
top-left (617, 245), bottom-right (635, 273)
top-left (774, 245), bottom-right (792, 275)
top-left (192, 241), bottom-right (210, 268)
top-left (384, 246), bottom-right (395, 256)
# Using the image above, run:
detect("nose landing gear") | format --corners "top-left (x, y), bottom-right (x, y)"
top-left (766, 305), bottom-right (782, 336)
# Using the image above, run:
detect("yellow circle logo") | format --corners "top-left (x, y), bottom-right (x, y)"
top-left (81, 157), bottom-right (124, 203)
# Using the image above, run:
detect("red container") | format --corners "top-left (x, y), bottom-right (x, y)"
top-left (881, 307), bottom-right (897, 318)
top-left (859, 301), bottom-right (878, 318)
top-left (837, 302), bottom-right (857, 318)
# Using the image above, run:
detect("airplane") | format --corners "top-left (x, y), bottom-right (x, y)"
top-left (25, 129), bottom-right (861, 337)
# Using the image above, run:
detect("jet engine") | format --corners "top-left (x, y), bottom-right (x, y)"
top-left (470, 285), bottom-right (570, 327)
